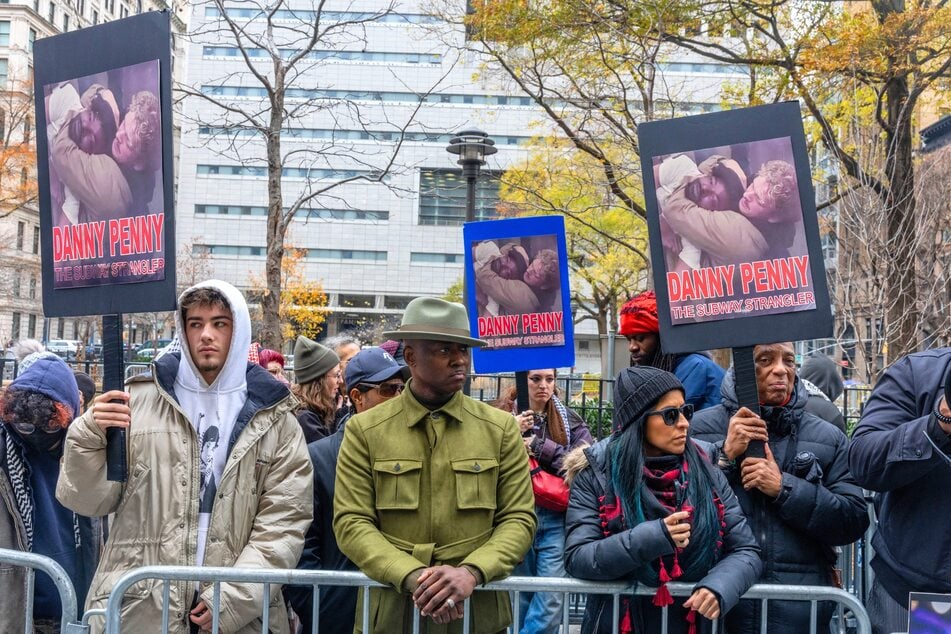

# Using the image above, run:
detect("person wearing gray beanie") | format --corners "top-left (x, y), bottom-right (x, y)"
top-left (292, 335), bottom-right (341, 443)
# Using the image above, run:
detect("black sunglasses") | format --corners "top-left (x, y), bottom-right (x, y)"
top-left (644, 404), bottom-right (694, 426)
top-left (357, 382), bottom-right (404, 398)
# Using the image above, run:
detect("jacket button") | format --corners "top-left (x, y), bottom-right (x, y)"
top-left (916, 449), bottom-right (922, 457)
top-left (473, 463), bottom-right (481, 472)
top-left (181, 479), bottom-right (187, 487)
top-left (394, 464), bottom-right (401, 472)
top-left (179, 523), bottom-right (184, 528)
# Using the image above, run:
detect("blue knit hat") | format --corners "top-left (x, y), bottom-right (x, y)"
top-left (10, 356), bottom-right (81, 418)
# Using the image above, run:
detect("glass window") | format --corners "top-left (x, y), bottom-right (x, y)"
top-left (383, 296), bottom-right (413, 309)
top-left (57, 317), bottom-right (65, 338)
top-left (29, 276), bottom-right (36, 299)
top-left (0, 21), bottom-right (10, 46)
top-left (32, 226), bottom-right (39, 253)
top-left (49, 2), bottom-right (56, 23)
top-left (27, 314), bottom-right (36, 338)
top-left (418, 168), bottom-right (500, 226)
top-left (12, 271), bottom-right (20, 297)
top-left (28, 29), bottom-right (36, 52)
top-left (11, 313), bottom-right (19, 339)
top-left (92, 9), bottom-right (98, 23)
top-left (338, 294), bottom-right (375, 308)
top-left (410, 252), bottom-right (463, 264)
top-left (16, 220), bottom-right (24, 250)
top-left (0, 59), bottom-right (8, 87)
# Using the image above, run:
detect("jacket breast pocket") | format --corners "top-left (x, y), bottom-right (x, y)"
top-left (373, 459), bottom-right (422, 510)
top-left (451, 458), bottom-right (498, 510)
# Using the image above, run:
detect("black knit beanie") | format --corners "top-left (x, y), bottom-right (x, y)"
top-left (613, 366), bottom-right (684, 434)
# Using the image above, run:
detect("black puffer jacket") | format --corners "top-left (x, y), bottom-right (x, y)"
top-left (564, 438), bottom-right (762, 634)
top-left (690, 372), bottom-right (869, 634)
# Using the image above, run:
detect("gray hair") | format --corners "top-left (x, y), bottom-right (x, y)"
top-left (324, 336), bottom-right (361, 353)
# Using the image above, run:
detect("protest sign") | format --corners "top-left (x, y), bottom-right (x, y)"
top-left (464, 216), bottom-right (574, 373)
top-left (638, 101), bottom-right (832, 354)
top-left (909, 592), bottom-right (951, 634)
top-left (34, 10), bottom-right (176, 316)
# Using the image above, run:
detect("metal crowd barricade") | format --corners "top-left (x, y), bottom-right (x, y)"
top-left (103, 566), bottom-right (871, 634)
top-left (0, 548), bottom-right (88, 633)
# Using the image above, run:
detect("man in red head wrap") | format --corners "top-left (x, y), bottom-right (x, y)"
top-left (619, 290), bottom-right (725, 410)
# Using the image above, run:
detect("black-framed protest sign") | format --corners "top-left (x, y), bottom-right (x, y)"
top-left (34, 10), bottom-right (176, 317)
top-left (463, 216), bottom-right (574, 373)
top-left (638, 101), bottom-right (832, 354)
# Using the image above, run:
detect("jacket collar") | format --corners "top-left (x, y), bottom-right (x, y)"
top-left (400, 378), bottom-right (468, 427)
top-left (145, 353), bottom-right (294, 451)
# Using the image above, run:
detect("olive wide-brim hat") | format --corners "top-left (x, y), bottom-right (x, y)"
top-left (382, 297), bottom-right (485, 347)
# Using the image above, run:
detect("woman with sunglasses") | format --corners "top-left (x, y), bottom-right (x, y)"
top-left (491, 368), bottom-right (593, 633)
top-left (563, 366), bottom-right (761, 633)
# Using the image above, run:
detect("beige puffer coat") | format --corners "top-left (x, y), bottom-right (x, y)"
top-left (56, 355), bottom-right (313, 633)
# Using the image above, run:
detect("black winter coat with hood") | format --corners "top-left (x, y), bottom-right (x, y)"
top-left (563, 438), bottom-right (762, 634)
top-left (689, 372), bottom-right (869, 634)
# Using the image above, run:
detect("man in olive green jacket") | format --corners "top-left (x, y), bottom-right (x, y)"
top-left (334, 297), bottom-right (536, 633)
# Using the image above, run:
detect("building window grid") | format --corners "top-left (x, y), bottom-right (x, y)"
top-left (16, 221), bottom-right (24, 250)
top-left (49, 2), bottom-right (55, 23)
top-left (28, 29), bottom-right (36, 52)
top-left (12, 271), bottom-right (20, 297)
top-left (27, 314), bottom-right (36, 338)
top-left (197, 164), bottom-right (377, 180)
top-left (203, 7), bottom-right (443, 24)
top-left (0, 59), bottom-right (9, 86)
top-left (32, 226), bottom-right (39, 253)
top-left (195, 204), bottom-right (389, 221)
top-left (418, 169), bottom-right (501, 226)
top-left (28, 276), bottom-right (36, 299)
top-left (11, 313), bottom-right (19, 339)
top-left (200, 125), bottom-right (528, 147)
top-left (202, 46), bottom-right (441, 65)
top-left (57, 317), bottom-right (65, 338)
top-left (0, 21), bottom-right (10, 47)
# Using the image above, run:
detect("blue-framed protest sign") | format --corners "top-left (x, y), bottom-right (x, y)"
top-left (464, 216), bottom-right (574, 373)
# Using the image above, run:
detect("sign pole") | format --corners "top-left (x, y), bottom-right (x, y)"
top-left (103, 314), bottom-right (127, 482)
top-left (732, 345), bottom-right (764, 459)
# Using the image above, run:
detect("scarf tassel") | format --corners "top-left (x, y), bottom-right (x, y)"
top-left (653, 559), bottom-right (675, 607)
top-left (686, 609), bottom-right (697, 634)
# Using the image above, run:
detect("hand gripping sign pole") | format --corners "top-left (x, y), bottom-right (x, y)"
top-left (102, 315), bottom-right (127, 481)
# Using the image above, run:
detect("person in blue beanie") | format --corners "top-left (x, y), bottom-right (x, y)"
top-left (0, 355), bottom-right (99, 632)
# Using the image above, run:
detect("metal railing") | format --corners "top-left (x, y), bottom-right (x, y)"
top-left (101, 566), bottom-right (871, 634)
top-left (0, 548), bottom-right (88, 633)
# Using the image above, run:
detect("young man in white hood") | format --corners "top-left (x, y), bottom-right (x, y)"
top-left (57, 280), bottom-right (313, 633)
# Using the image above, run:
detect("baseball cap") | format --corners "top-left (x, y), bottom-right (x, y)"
top-left (344, 347), bottom-right (410, 390)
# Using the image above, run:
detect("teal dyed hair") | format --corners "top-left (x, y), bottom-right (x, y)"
top-left (609, 419), bottom-right (722, 584)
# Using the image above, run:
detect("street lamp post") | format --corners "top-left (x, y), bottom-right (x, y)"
top-left (446, 129), bottom-right (497, 397)
top-left (446, 129), bottom-right (497, 223)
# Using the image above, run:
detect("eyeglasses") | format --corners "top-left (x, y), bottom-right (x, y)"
top-left (8, 421), bottom-right (62, 435)
top-left (357, 382), bottom-right (404, 398)
top-left (644, 404), bottom-right (694, 426)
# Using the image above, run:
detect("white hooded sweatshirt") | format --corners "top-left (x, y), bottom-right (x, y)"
top-left (173, 280), bottom-right (252, 565)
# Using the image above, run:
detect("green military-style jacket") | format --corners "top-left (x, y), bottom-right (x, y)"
top-left (333, 380), bottom-right (537, 633)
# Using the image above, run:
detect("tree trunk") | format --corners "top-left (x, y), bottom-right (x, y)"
top-left (882, 54), bottom-right (919, 361)
top-left (261, 72), bottom-right (286, 351)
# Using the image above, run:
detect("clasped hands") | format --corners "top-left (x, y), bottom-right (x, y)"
top-left (408, 565), bottom-right (478, 625)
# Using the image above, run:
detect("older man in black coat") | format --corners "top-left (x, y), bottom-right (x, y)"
top-left (690, 342), bottom-right (868, 634)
